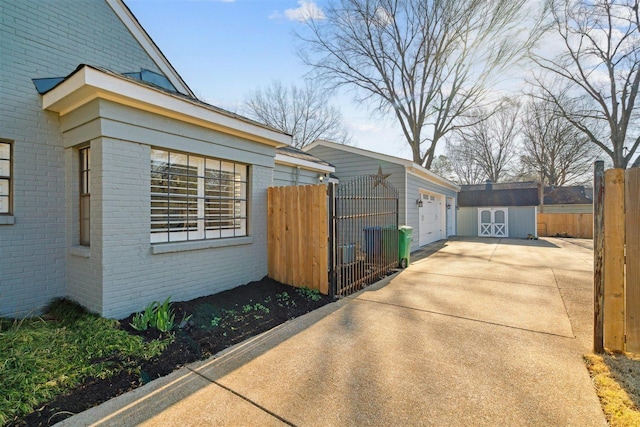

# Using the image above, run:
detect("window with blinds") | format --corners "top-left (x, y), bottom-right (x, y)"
top-left (151, 149), bottom-right (248, 243)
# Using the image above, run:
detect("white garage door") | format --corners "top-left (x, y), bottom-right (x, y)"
top-left (419, 192), bottom-right (444, 246)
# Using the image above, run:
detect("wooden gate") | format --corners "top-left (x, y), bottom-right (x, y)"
top-left (267, 185), bottom-right (328, 294)
top-left (328, 176), bottom-right (399, 297)
top-left (593, 163), bottom-right (640, 353)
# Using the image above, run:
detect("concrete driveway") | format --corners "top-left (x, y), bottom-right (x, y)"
top-left (60, 237), bottom-right (606, 426)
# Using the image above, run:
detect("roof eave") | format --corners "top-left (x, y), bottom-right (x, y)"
top-left (305, 140), bottom-right (460, 191)
top-left (42, 66), bottom-right (292, 147)
top-left (406, 166), bottom-right (460, 192)
top-left (275, 153), bottom-right (335, 173)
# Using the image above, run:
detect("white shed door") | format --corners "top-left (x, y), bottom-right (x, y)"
top-left (478, 208), bottom-right (509, 237)
top-left (419, 193), bottom-right (443, 245)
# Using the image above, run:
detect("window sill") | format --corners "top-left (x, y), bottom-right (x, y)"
top-left (0, 215), bottom-right (15, 225)
top-left (69, 246), bottom-right (90, 258)
top-left (150, 236), bottom-right (253, 255)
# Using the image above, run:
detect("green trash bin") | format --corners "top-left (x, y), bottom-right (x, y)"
top-left (398, 225), bottom-right (413, 268)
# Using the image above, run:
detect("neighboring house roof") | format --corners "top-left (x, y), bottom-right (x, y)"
top-left (303, 139), bottom-right (460, 192)
top-left (275, 146), bottom-right (335, 173)
top-left (544, 186), bottom-right (593, 205)
top-left (41, 64), bottom-right (292, 147)
top-left (106, 0), bottom-right (195, 97)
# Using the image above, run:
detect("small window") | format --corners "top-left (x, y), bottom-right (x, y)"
top-left (79, 147), bottom-right (90, 246)
top-left (0, 141), bottom-right (11, 214)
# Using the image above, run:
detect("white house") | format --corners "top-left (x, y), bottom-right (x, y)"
top-left (0, 0), bottom-right (291, 318)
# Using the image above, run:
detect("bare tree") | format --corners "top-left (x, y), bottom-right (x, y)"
top-left (244, 80), bottom-right (351, 148)
top-left (520, 93), bottom-right (597, 186)
top-left (429, 154), bottom-right (456, 182)
top-left (448, 99), bottom-right (522, 183)
top-left (531, 0), bottom-right (640, 168)
top-left (445, 140), bottom-right (487, 185)
top-left (297, 0), bottom-right (533, 169)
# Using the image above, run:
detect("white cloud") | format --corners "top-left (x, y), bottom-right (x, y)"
top-left (270, 1), bottom-right (325, 22)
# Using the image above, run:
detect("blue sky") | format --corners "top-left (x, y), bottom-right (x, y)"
top-left (126, 0), bottom-right (414, 158)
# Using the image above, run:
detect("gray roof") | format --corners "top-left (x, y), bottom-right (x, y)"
top-left (460, 181), bottom-right (538, 191)
top-left (276, 146), bottom-right (333, 167)
top-left (458, 182), bottom-right (540, 207)
top-left (544, 186), bottom-right (593, 205)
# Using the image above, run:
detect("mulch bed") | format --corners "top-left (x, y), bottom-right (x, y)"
top-left (16, 277), bottom-right (332, 426)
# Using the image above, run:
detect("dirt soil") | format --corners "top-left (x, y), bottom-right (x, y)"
top-left (17, 277), bottom-right (332, 426)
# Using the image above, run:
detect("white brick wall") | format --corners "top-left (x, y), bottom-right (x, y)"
top-left (98, 139), bottom-right (271, 319)
top-left (0, 0), bottom-right (162, 316)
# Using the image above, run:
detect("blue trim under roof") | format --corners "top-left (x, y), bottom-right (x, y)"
top-left (34, 68), bottom-right (177, 95)
top-left (123, 69), bottom-right (177, 92)
top-left (32, 77), bottom-right (66, 94)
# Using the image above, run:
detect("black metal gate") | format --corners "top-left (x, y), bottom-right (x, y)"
top-left (328, 175), bottom-right (399, 297)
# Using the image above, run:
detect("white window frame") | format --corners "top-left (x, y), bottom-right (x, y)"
top-left (79, 146), bottom-right (91, 246)
top-left (151, 149), bottom-right (248, 244)
top-left (0, 140), bottom-right (12, 215)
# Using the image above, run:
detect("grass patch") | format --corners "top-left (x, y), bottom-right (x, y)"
top-left (0, 298), bottom-right (171, 425)
top-left (584, 351), bottom-right (640, 426)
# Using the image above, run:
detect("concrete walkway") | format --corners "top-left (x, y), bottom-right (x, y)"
top-left (59, 237), bottom-right (606, 426)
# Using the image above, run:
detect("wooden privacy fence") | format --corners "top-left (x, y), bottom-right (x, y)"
top-left (537, 213), bottom-right (593, 238)
top-left (594, 163), bottom-right (640, 353)
top-left (267, 184), bottom-right (329, 294)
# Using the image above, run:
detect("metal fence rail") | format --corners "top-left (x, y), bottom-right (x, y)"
top-left (329, 175), bottom-right (399, 297)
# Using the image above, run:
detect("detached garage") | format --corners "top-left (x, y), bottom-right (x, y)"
top-left (304, 140), bottom-right (459, 250)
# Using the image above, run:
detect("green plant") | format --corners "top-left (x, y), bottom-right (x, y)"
top-left (210, 316), bottom-right (222, 328)
top-left (129, 301), bottom-right (156, 331)
top-left (296, 287), bottom-right (322, 302)
top-left (242, 304), bottom-right (253, 314)
top-left (129, 297), bottom-right (176, 333)
top-left (0, 299), bottom-right (170, 424)
top-left (277, 292), bottom-right (295, 307)
top-left (154, 297), bottom-right (175, 333)
top-left (253, 303), bottom-right (269, 313)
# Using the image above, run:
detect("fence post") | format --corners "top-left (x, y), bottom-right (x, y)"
top-left (604, 168), bottom-right (625, 351)
top-left (328, 182), bottom-right (337, 299)
top-left (626, 168), bottom-right (640, 352)
top-left (593, 161), bottom-right (604, 353)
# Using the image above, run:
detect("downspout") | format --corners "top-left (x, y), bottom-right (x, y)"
top-left (295, 166), bottom-right (300, 185)
top-left (404, 166), bottom-right (408, 226)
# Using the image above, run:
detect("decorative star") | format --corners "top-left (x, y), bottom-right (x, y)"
top-left (370, 165), bottom-right (391, 187)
